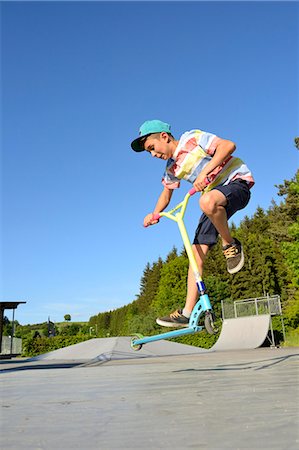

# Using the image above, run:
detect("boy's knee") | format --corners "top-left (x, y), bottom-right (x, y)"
top-left (199, 193), bottom-right (217, 216)
top-left (200, 190), bottom-right (227, 215)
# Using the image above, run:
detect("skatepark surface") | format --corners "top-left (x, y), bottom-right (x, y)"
top-left (1, 315), bottom-right (298, 449)
top-left (19, 314), bottom-right (272, 365)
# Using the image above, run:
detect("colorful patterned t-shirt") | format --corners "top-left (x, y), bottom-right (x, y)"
top-left (162, 130), bottom-right (254, 191)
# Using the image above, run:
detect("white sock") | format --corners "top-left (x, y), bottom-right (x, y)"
top-left (182, 308), bottom-right (191, 318)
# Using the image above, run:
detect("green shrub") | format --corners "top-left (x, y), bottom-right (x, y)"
top-left (22, 335), bottom-right (92, 357)
top-left (173, 329), bottom-right (220, 349)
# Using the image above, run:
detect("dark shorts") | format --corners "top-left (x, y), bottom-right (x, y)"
top-left (193, 179), bottom-right (251, 247)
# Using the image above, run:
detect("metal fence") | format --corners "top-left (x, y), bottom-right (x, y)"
top-left (0, 336), bottom-right (22, 355)
top-left (221, 295), bottom-right (282, 319)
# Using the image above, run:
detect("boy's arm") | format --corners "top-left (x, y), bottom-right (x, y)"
top-left (143, 187), bottom-right (173, 227)
top-left (194, 139), bottom-right (236, 191)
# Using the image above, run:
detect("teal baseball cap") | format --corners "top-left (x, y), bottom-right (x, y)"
top-left (131, 119), bottom-right (171, 152)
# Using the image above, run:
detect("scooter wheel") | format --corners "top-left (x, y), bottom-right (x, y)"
top-left (204, 311), bottom-right (218, 335)
top-left (130, 335), bottom-right (143, 351)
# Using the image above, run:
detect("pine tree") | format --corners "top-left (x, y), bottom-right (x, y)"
top-left (166, 246), bottom-right (178, 262)
top-left (152, 255), bottom-right (189, 315)
top-left (136, 258), bottom-right (163, 314)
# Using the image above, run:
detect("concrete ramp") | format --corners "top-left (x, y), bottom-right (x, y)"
top-left (211, 314), bottom-right (271, 351)
top-left (31, 336), bottom-right (208, 363)
top-left (31, 314), bottom-right (270, 362)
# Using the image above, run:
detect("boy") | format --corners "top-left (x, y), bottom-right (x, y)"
top-left (131, 120), bottom-right (254, 328)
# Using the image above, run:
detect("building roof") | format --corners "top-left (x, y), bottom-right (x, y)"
top-left (0, 301), bottom-right (26, 310)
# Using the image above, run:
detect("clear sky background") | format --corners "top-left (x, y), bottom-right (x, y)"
top-left (2, 1), bottom-right (298, 325)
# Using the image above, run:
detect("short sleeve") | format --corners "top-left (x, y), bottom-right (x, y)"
top-left (194, 130), bottom-right (222, 156)
top-left (162, 160), bottom-right (180, 189)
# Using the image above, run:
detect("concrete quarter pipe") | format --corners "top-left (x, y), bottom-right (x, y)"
top-left (211, 314), bottom-right (271, 351)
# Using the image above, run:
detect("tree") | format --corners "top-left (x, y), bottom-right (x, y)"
top-left (152, 255), bottom-right (189, 315)
top-left (2, 316), bottom-right (12, 336)
top-left (266, 141), bottom-right (299, 328)
top-left (64, 314), bottom-right (71, 322)
top-left (166, 246), bottom-right (178, 262)
top-left (135, 258), bottom-right (163, 314)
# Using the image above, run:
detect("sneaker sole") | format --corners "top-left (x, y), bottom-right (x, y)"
top-left (227, 249), bottom-right (244, 274)
top-left (156, 318), bottom-right (189, 328)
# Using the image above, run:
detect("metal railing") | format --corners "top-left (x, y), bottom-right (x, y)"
top-left (221, 295), bottom-right (281, 319)
top-left (0, 336), bottom-right (22, 355)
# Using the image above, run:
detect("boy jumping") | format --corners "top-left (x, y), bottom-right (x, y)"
top-left (131, 120), bottom-right (254, 328)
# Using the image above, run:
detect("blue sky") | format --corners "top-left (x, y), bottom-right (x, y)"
top-left (2, 1), bottom-right (298, 325)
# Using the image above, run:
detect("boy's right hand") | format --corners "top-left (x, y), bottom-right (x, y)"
top-left (143, 213), bottom-right (159, 227)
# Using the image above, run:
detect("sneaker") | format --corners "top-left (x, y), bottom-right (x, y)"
top-left (156, 309), bottom-right (189, 328)
top-left (223, 238), bottom-right (244, 274)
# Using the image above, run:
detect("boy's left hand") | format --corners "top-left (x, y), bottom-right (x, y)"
top-left (143, 213), bottom-right (159, 227)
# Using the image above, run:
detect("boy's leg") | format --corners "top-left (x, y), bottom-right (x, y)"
top-left (199, 189), bottom-right (233, 246)
top-left (156, 244), bottom-right (210, 328)
top-left (199, 180), bottom-right (251, 274)
top-left (156, 210), bottom-right (218, 328)
top-left (184, 244), bottom-right (209, 315)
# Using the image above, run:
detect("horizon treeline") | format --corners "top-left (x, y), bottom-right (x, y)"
top-left (89, 144), bottom-right (299, 339)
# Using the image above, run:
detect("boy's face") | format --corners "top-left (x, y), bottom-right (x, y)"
top-left (143, 132), bottom-right (174, 160)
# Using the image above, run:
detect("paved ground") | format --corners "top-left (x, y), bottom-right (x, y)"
top-left (1, 347), bottom-right (298, 450)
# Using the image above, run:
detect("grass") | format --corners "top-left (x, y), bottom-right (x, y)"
top-left (282, 328), bottom-right (299, 347)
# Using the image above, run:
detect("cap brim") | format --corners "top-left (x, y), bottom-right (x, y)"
top-left (131, 135), bottom-right (148, 152)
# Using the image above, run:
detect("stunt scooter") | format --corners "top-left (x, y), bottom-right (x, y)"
top-left (131, 187), bottom-right (217, 351)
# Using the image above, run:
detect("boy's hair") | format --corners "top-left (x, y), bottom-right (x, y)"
top-left (140, 132), bottom-right (175, 150)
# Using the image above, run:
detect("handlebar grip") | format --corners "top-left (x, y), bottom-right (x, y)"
top-left (189, 177), bottom-right (211, 195)
top-left (188, 187), bottom-right (197, 196)
top-left (152, 213), bottom-right (161, 221)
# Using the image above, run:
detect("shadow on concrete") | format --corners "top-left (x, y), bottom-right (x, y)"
top-left (0, 360), bottom-right (84, 373)
top-left (172, 353), bottom-right (299, 373)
